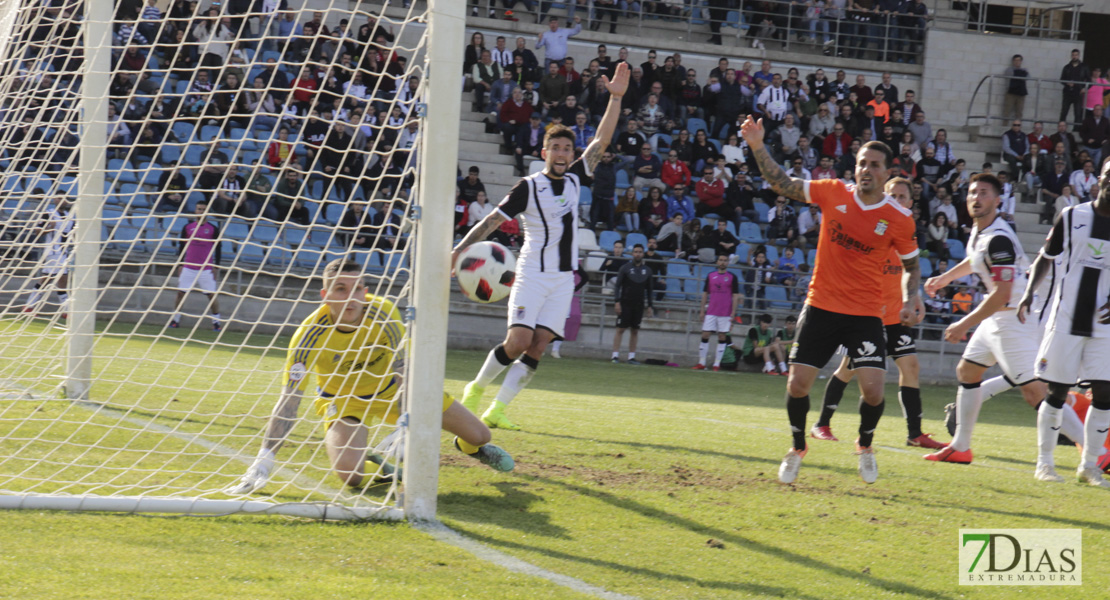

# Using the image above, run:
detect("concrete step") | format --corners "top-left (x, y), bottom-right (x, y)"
top-left (458, 137), bottom-right (503, 156)
top-left (459, 120), bottom-right (505, 141)
top-left (1018, 230), bottom-right (1048, 252)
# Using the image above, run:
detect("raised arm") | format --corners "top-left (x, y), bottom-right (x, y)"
top-left (740, 116), bottom-right (806, 201)
top-left (581, 62), bottom-right (630, 172)
top-left (923, 257), bottom-right (972, 297)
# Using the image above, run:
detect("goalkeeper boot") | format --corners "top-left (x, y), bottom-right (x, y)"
top-left (461, 381), bottom-right (485, 413)
top-left (482, 401), bottom-right (520, 431)
top-left (365, 452), bottom-right (402, 483)
top-left (456, 439), bottom-right (515, 472)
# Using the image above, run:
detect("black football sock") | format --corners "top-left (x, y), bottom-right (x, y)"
top-left (899, 386), bottom-right (923, 439)
top-left (858, 399), bottom-right (885, 448)
top-left (786, 393), bottom-right (810, 451)
top-left (815, 376), bottom-right (848, 428)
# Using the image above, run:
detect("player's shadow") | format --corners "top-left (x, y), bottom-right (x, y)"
top-left (526, 430), bottom-right (863, 477)
top-left (916, 499), bottom-right (1110, 532)
top-left (442, 521), bottom-right (830, 600)
top-left (501, 471), bottom-right (957, 600)
top-left (437, 481), bottom-right (572, 539)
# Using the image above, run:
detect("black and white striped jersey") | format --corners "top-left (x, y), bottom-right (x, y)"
top-left (496, 159), bottom-right (592, 273)
top-left (1041, 202), bottom-right (1110, 338)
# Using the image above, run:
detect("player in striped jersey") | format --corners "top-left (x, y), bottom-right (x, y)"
top-left (22, 195), bottom-right (73, 317)
top-left (230, 259), bottom-right (513, 495)
top-left (451, 63), bottom-right (630, 431)
top-left (1019, 158), bottom-right (1110, 487)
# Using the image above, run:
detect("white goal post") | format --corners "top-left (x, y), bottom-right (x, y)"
top-left (0, 0), bottom-right (462, 521)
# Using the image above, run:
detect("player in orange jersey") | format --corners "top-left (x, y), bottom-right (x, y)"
top-left (742, 115), bottom-right (924, 485)
top-left (809, 177), bottom-right (946, 450)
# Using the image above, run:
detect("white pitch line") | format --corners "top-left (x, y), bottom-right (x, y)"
top-left (413, 520), bottom-right (641, 600)
top-left (1, 380), bottom-right (638, 600)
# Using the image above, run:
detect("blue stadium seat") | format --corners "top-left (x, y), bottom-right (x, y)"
top-left (376, 250), bottom-right (409, 274)
top-left (665, 258), bottom-right (692, 299)
top-left (724, 221), bottom-right (737, 237)
top-left (2, 176), bottom-right (24, 194)
top-left (579, 186), bottom-right (592, 206)
top-left (765, 285), bottom-right (793, 309)
top-left (309, 226), bottom-right (338, 248)
top-left (293, 246), bottom-right (326, 269)
top-left (171, 121), bottom-right (195, 142)
top-left (655, 133), bottom-right (672, 149)
top-left (919, 256), bottom-right (932, 278)
top-left (738, 222), bottom-right (764, 243)
top-left (734, 242), bottom-right (749, 261)
top-left (752, 201), bottom-right (770, 223)
top-left (282, 225), bottom-right (309, 248)
top-left (625, 232), bottom-right (648, 250)
top-left (615, 169), bottom-right (630, 188)
top-left (686, 118), bottom-right (708, 135)
top-left (223, 222), bottom-right (251, 242)
top-left (806, 249), bottom-right (817, 265)
top-left (598, 230), bottom-right (622, 252)
top-left (709, 139), bottom-right (722, 152)
top-left (183, 144), bottom-right (207, 166)
top-left (946, 238), bottom-right (966, 260)
top-left (763, 245), bottom-right (778, 263)
top-left (198, 125), bottom-right (221, 142)
top-left (694, 263), bottom-right (715, 281)
top-left (174, 79), bottom-right (191, 95)
top-left (159, 145), bottom-right (181, 165)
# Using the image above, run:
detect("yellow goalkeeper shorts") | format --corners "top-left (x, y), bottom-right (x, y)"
top-left (315, 387), bottom-right (454, 429)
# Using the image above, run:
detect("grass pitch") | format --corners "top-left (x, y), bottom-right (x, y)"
top-left (1, 329), bottom-right (1105, 599)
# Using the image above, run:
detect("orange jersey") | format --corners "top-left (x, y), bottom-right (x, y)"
top-left (803, 179), bottom-right (918, 318)
top-left (881, 249), bottom-right (904, 326)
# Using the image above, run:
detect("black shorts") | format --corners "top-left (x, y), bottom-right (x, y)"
top-left (885, 323), bottom-right (917, 360)
top-left (616, 301), bottom-right (644, 330)
top-left (789, 304), bottom-right (886, 370)
top-left (742, 351), bottom-right (764, 365)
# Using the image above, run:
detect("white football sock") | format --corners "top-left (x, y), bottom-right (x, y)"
top-left (551, 341), bottom-right (561, 352)
top-left (1061, 403), bottom-right (1085, 445)
top-left (211, 312), bottom-right (222, 325)
top-left (611, 351), bottom-right (619, 359)
top-left (764, 361), bottom-right (774, 372)
top-left (1036, 402), bottom-right (1062, 467)
top-left (979, 375), bottom-right (1013, 400)
top-left (171, 312), bottom-right (182, 323)
top-left (698, 341), bottom-right (708, 365)
top-left (475, 346), bottom-right (513, 387)
top-left (493, 360), bottom-right (536, 406)
top-left (628, 352), bottom-right (636, 360)
top-left (713, 344), bottom-right (726, 367)
top-left (779, 361), bottom-right (788, 373)
top-left (1081, 407), bottom-right (1110, 470)
top-left (950, 383), bottom-right (983, 452)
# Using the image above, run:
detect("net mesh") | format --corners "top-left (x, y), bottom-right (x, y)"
top-left (0, 0), bottom-right (434, 518)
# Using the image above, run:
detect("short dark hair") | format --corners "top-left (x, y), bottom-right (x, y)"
top-left (758, 313), bottom-right (773, 324)
top-left (969, 172), bottom-right (1002, 196)
top-left (859, 141), bottom-right (894, 169)
top-left (632, 243), bottom-right (644, 250)
top-left (1013, 54), bottom-right (1023, 60)
top-left (785, 315), bottom-right (797, 323)
top-left (544, 124), bottom-right (575, 147)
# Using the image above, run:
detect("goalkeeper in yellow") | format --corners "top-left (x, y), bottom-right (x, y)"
top-left (230, 259), bottom-right (513, 494)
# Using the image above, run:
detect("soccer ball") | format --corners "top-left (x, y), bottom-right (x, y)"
top-left (455, 241), bottom-right (517, 303)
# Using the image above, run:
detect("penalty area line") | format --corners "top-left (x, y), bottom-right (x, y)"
top-left (413, 520), bottom-right (642, 600)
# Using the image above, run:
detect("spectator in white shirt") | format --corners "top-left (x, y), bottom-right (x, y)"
top-left (468, 190), bottom-right (495, 226)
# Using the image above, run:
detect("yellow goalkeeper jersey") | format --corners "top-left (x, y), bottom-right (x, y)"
top-left (282, 295), bottom-right (405, 402)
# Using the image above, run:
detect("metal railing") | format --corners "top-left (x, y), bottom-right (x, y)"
top-left (934, 0), bottom-right (1080, 40)
top-left (466, 0), bottom-right (927, 64)
top-left (965, 73), bottom-right (1087, 129)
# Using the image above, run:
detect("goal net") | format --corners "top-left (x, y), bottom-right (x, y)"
top-left (0, 0), bottom-right (460, 520)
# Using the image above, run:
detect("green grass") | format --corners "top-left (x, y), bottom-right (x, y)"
top-left (1, 325), bottom-right (1106, 599)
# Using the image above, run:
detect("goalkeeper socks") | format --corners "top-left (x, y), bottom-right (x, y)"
top-left (1082, 407), bottom-right (1110, 470)
top-left (1036, 399), bottom-right (1063, 467)
top-left (858, 400), bottom-right (884, 448)
top-left (951, 381), bottom-right (983, 452)
top-left (979, 375), bottom-right (1013, 401)
top-left (698, 341), bottom-right (709, 365)
top-left (786, 393), bottom-right (810, 450)
top-left (475, 344), bottom-right (514, 387)
top-left (494, 355), bottom-right (538, 406)
top-left (899, 386), bottom-right (923, 439)
top-left (713, 344), bottom-right (726, 367)
top-left (816, 375), bottom-right (848, 427)
top-left (454, 436), bottom-right (480, 455)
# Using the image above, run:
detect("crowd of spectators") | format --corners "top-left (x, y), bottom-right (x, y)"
top-left (3, 1), bottom-right (426, 261)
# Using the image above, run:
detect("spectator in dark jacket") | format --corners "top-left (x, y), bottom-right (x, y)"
top-left (591, 151), bottom-right (617, 230)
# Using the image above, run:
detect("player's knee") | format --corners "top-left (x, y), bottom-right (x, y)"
top-left (899, 358), bottom-right (920, 380)
top-left (786, 378), bottom-right (808, 398)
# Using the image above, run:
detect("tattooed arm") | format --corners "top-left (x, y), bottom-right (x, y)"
top-left (451, 211), bottom-right (509, 270)
top-left (582, 62), bottom-right (630, 172)
top-left (899, 254), bottom-right (925, 326)
top-left (739, 115), bottom-right (807, 202)
top-left (261, 387), bottom-right (304, 455)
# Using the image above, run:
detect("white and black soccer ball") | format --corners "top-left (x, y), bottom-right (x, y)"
top-left (455, 241), bottom-right (517, 303)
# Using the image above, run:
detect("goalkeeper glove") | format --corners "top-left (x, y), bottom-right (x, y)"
top-left (227, 448), bottom-right (275, 495)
